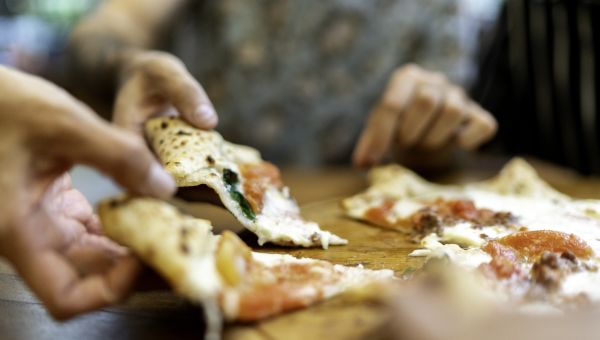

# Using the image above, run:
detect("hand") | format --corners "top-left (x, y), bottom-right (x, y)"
top-left (353, 64), bottom-right (497, 167)
top-left (0, 66), bottom-right (176, 319)
top-left (114, 50), bottom-right (218, 135)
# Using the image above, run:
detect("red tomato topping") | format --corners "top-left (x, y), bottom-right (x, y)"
top-left (493, 230), bottom-right (593, 261)
top-left (364, 199), bottom-right (396, 228)
top-left (481, 241), bottom-right (520, 279)
top-left (240, 162), bottom-right (283, 213)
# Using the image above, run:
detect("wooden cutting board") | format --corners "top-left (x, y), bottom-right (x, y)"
top-left (224, 198), bottom-right (423, 340)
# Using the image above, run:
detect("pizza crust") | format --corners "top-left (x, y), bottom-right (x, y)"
top-left (98, 196), bottom-right (394, 325)
top-left (145, 117), bottom-right (346, 248)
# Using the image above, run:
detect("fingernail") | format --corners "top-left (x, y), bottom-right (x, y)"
top-left (145, 163), bottom-right (176, 199)
top-left (194, 104), bottom-right (218, 128)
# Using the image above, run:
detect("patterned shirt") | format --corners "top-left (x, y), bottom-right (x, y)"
top-left (163, 0), bottom-right (499, 165)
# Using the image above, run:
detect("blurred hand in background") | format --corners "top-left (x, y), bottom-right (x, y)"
top-left (353, 64), bottom-right (497, 168)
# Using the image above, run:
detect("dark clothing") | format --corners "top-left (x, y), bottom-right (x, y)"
top-left (475, 0), bottom-right (600, 175)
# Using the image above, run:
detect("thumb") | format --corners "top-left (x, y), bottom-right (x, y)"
top-left (155, 56), bottom-right (218, 129)
top-left (52, 112), bottom-right (176, 199)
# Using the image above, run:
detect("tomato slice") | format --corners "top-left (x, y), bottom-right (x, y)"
top-left (480, 230), bottom-right (593, 279)
top-left (493, 230), bottom-right (593, 261)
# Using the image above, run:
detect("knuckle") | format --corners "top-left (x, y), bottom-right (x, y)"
top-left (392, 63), bottom-right (419, 81)
top-left (45, 298), bottom-right (75, 320)
top-left (429, 71), bottom-right (447, 84)
top-left (138, 52), bottom-right (185, 77)
top-left (380, 94), bottom-right (404, 112)
top-left (442, 99), bottom-right (464, 121)
top-left (415, 86), bottom-right (437, 107)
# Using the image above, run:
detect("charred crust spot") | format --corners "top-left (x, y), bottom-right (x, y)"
top-left (161, 122), bottom-right (169, 129)
top-left (177, 130), bottom-right (192, 136)
top-left (180, 242), bottom-right (189, 255)
top-left (180, 227), bottom-right (189, 238)
top-left (174, 162), bottom-right (181, 166)
top-left (108, 199), bottom-right (120, 208)
top-left (159, 139), bottom-right (164, 145)
top-left (180, 140), bottom-right (187, 146)
top-left (206, 156), bottom-right (215, 165)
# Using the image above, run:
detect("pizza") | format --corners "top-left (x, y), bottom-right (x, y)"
top-left (343, 158), bottom-right (600, 311)
top-left (98, 196), bottom-right (393, 337)
top-left (144, 117), bottom-right (346, 248)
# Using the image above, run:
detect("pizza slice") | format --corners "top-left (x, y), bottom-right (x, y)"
top-left (344, 158), bottom-right (600, 310)
top-left (98, 196), bottom-right (393, 335)
top-left (144, 117), bottom-right (346, 248)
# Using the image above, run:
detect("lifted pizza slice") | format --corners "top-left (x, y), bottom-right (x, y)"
top-left (145, 117), bottom-right (346, 248)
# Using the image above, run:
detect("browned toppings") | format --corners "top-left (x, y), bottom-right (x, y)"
top-left (410, 208), bottom-right (443, 237)
top-left (239, 162), bottom-right (283, 213)
top-left (481, 231), bottom-right (593, 284)
top-left (419, 199), bottom-right (516, 228)
top-left (161, 122), bottom-right (169, 129)
top-left (531, 251), bottom-right (580, 290)
top-left (407, 199), bottom-right (515, 239)
top-left (206, 155), bottom-right (215, 165)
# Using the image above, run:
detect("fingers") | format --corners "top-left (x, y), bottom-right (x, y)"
top-left (14, 249), bottom-right (140, 320)
top-left (420, 88), bottom-right (467, 149)
top-left (65, 234), bottom-right (129, 275)
top-left (114, 52), bottom-right (217, 134)
top-left (353, 64), bottom-right (498, 167)
top-left (155, 58), bottom-right (218, 129)
top-left (456, 104), bottom-right (497, 150)
top-left (352, 67), bottom-right (417, 167)
top-left (397, 83), bottom-right (443, 146)
top-left (51, 110), bottom-right (176, 199)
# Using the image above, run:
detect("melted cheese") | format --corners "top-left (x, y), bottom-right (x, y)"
top-left (410, 234), bottom-right (492, 269)
top-left (253, 188), bottom-right (347, 248)
top-left (561, 269), bottom-right (600, 301)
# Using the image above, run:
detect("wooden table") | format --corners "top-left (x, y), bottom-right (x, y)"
top-left (3, 156), bottom-right (600, 340)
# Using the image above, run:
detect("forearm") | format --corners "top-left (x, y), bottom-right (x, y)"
top-left (67, 0), bottom-right (187, 89)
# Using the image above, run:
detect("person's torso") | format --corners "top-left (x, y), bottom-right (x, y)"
top-left (165, 0), bottom-right (488, 165)
top-left (481, 0), bottom-right (600, 175)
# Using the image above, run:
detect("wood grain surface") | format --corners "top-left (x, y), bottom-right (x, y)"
top-left (3, 156), bottom-right (600, 340)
